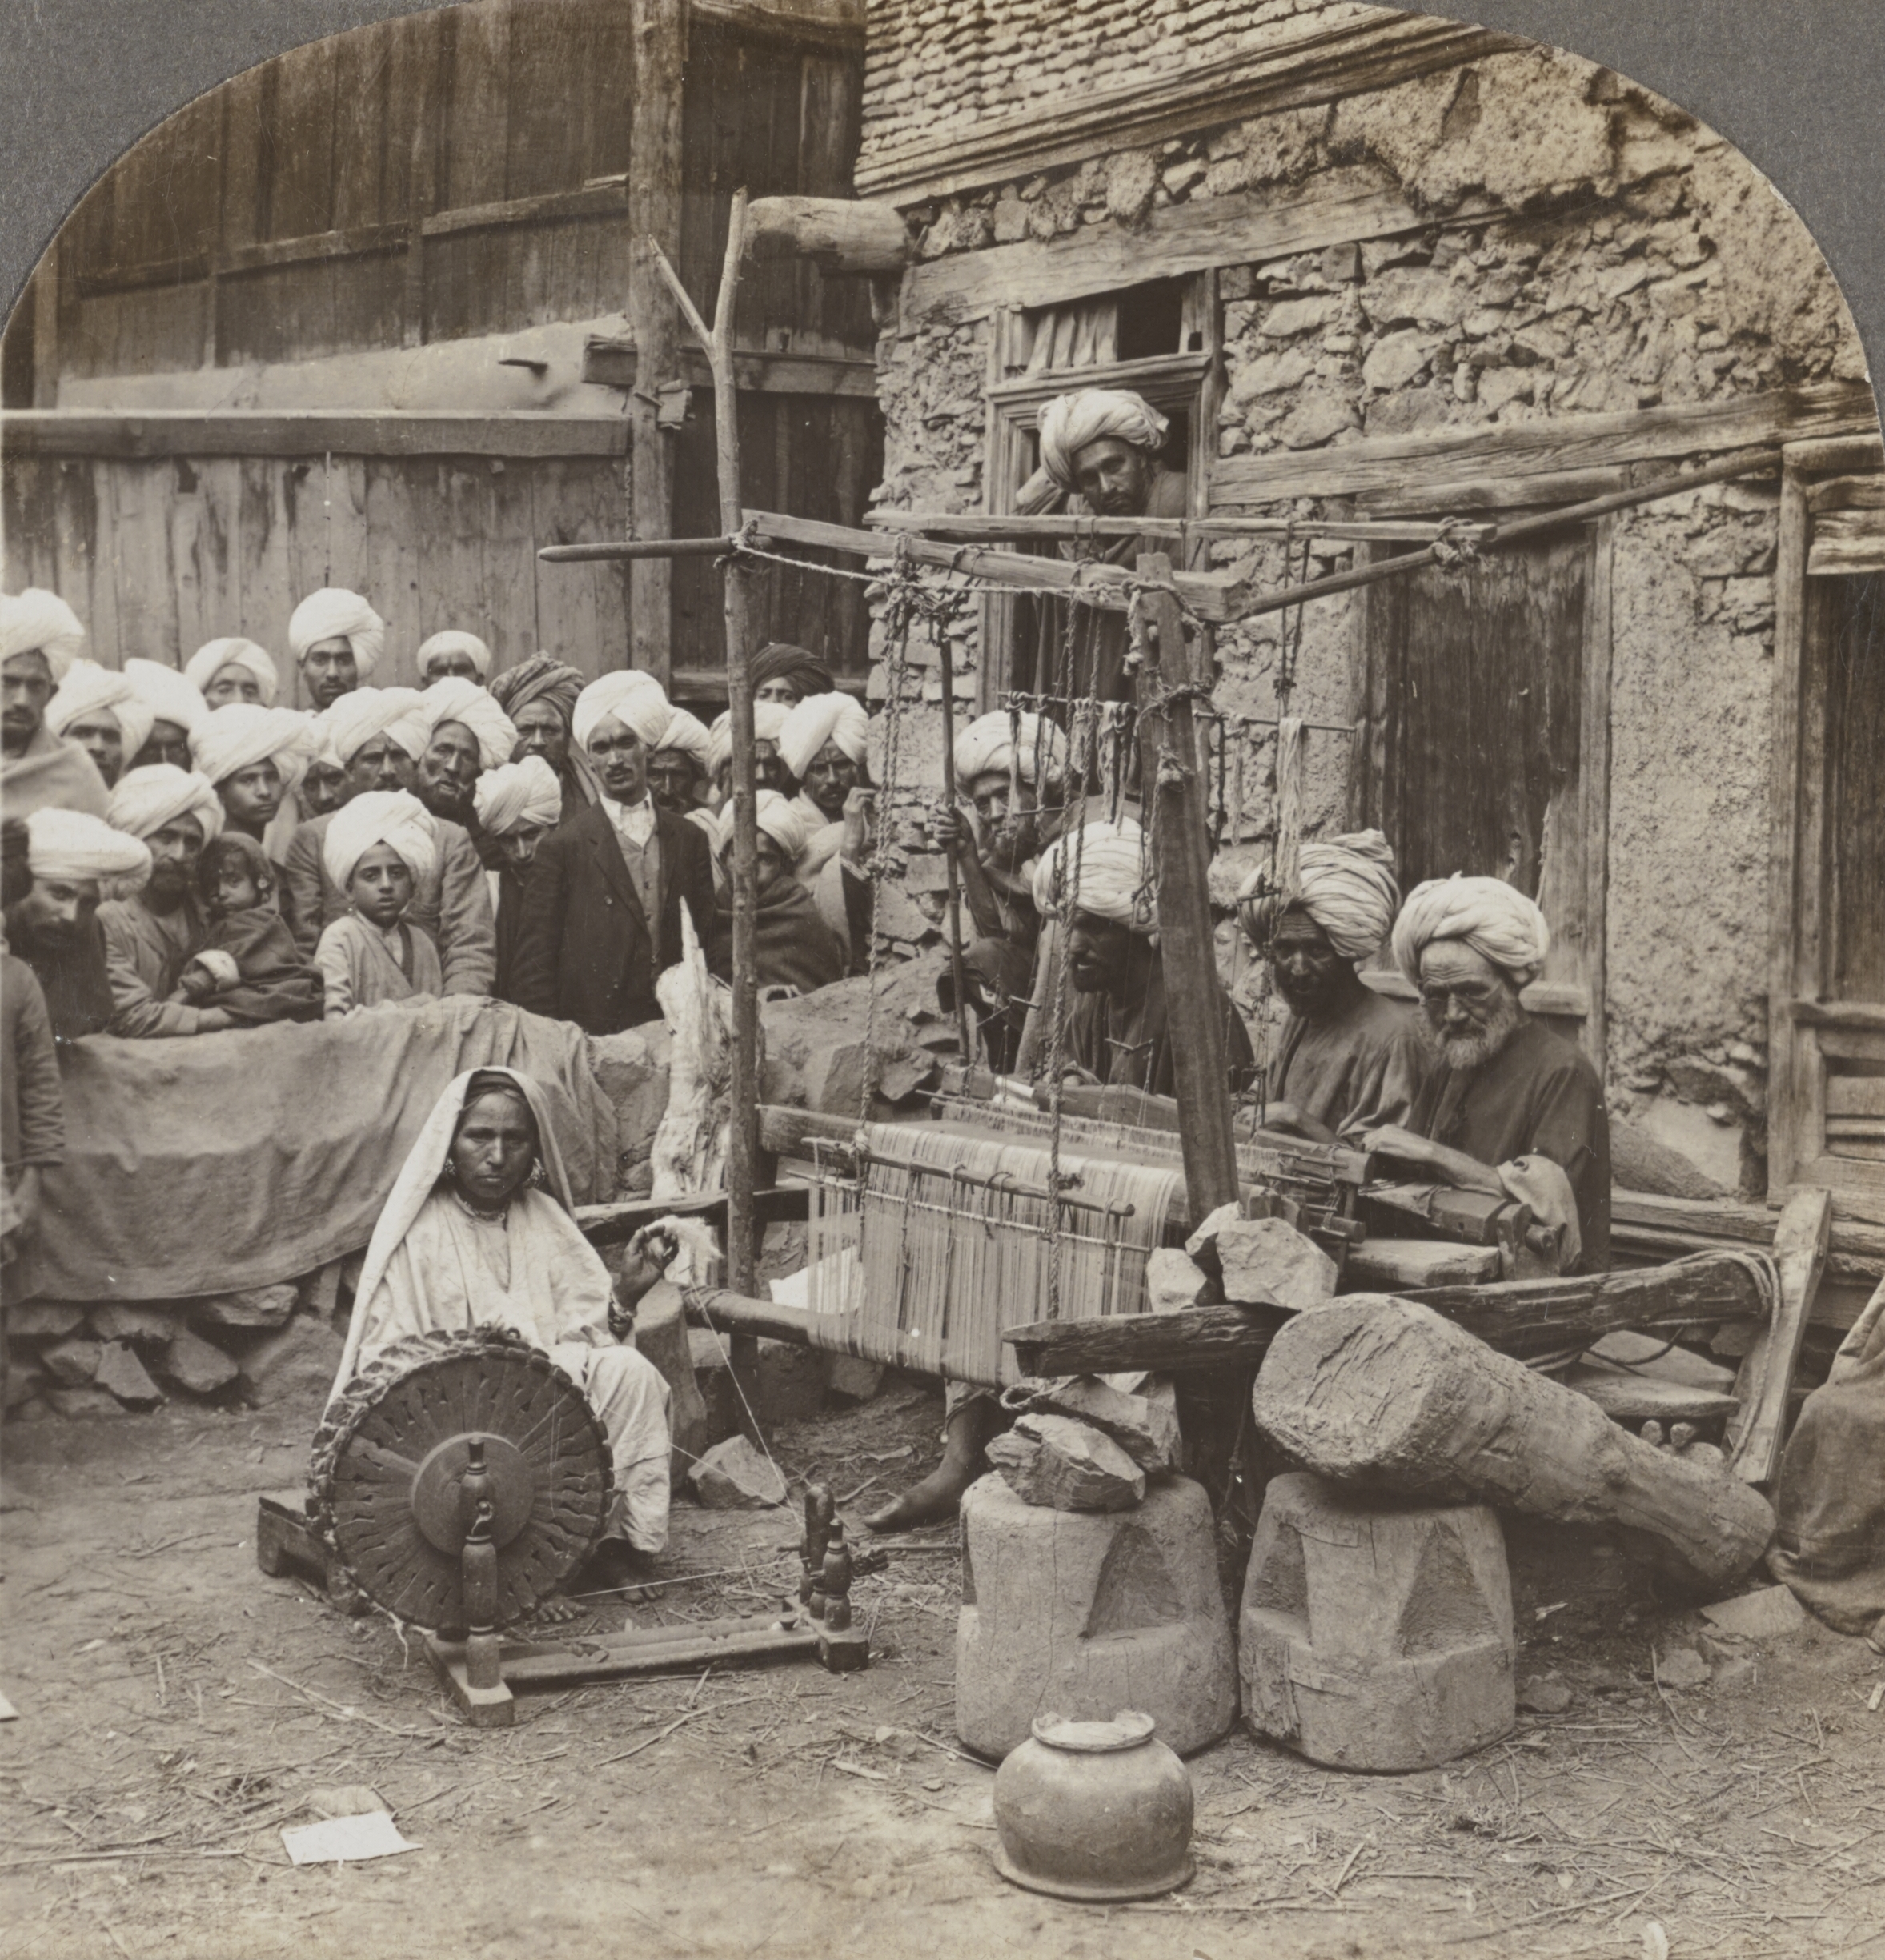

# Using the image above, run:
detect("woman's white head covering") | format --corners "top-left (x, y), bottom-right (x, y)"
top-left (106, 764), bottom-right (226, 844)
top-left (705, 702), bottom-right (789, 777)
top-left (323, 687), bottom-right (430, 766)
top-left (953, 710), bottom-right (1066, 788)
top-left (184, 638), bottom-right (280, 707)
top-left (1037, 389), bottom-right (1170, 493)
top-left (322, 789), bottom-right (438, 889)
top-left (26, 806), bottom-right (152, 886)
top-left (473, 756), bottom-right (563, 836)
top-left (572, 671), bottom-right (669, 752)
top-left (777, 693), bottom-right (868, 781)
top-left (0, 589), bottom-right (86, 681)
top-left (46, 660), bottom-right (157, 760)
top-left (326, 1067), bottom-right (581, 1408)
top-left (1391, 874), bottom-right (1552, 989)
top-left (1237, 829), bottom-right (1401, 964)
top-left (288, 588), bottom-right (387, 676)
top-left (415, 676), bottom-right (519, 772)
top-left (1032, 817), bottom-right (1155, 933)
top-left (415, 630), bottom-right (493, 682)
top-left (190, 704), bottom-right (317, 792)
top-left (122, 659), bottom-right (208, 736)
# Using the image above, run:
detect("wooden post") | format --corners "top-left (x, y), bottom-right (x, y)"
top-left (1134, 551), bottom-right (1239, 1224)
top-left (936, 631), bottom-right (973, 1059)
top-left (627, 0), bottom-right (685, 687)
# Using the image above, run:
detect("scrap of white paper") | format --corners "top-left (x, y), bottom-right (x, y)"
top-left (280, 1811), bottom-right (419, 1866)
top-left (0, 1687), bottom-right (18, 1722)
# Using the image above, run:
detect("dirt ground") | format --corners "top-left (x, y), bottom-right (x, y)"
top-left (3, 1375), bottom-right (1883, 1960)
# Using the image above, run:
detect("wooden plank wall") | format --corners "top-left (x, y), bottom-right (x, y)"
top-left (2, 449), bottom-right (632, 704)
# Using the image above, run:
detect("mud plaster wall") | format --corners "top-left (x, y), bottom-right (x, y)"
top-left (861, 18), bottom-right (1871, 1197)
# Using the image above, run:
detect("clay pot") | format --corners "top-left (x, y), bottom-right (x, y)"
top-left (990, 1709), bottom-right (1193, 1902)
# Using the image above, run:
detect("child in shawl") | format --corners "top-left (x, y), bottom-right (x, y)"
top-left (175, 832), bottom-right (323, 1025)
top-left (313, 791), bottom-right (442, 1017)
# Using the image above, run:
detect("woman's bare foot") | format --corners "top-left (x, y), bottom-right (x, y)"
top-left (864, 1397), bottom-right (1002, 1533)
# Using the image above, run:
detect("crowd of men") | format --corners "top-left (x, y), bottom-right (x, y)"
top-left (0, 383), bottom-right (1610, 1339)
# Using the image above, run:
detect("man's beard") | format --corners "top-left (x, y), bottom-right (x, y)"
top-left (1422, 984), bottom-right (1523, 1074)
top-left (419, 776), bottom-right (471, 821)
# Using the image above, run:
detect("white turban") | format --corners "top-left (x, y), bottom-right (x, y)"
top-left (184, 638), bottom-right (280, 707)
top-left (26, 806), bottom-right (151, 886)
top-left (706, 703), bottom-right (789, 776)
top-left (653, 707), bottom-right (712, 764)
top-left (1392, 874), bottom-right (1552, 990)
top-left (417, 631), bottom-right (493, 681)
top-left (1032, 818), bottom-right (1154, 932)
top-left (46, 660), bottom-right (157, 760)
top-left (191, 705), bottom-right (317, 792)
top-left (1037, 389), bottom-right (1171, 493)
top-left (415, 677), bottom-right (519, 772)
top-left (305, 707), bottom-right (341, 772)
top-left (1237, 829), bottom-right (1400, 965)
top-left (122, 659), bottom-right (208, 736)
top-left (323, 687), bottom-right (430, 767)
top-left (953, 710), bottom-right (1066, 789)
top-left (572, 671), bottom-right (670, 752)
top-left (323, 790), bottom-right (438, 889)
top-left (778, 693), bottom-right (869, 781)
top-left (473, 756), bottom-right (562, 836)
top-left (288, 588), bottom-right (387, 677)
top-left (106, 764), bottom-right (226, 844)
top-left (0, 588), bottom-right (86, 682)
top-left (722, 788), bottom-right (814, 860)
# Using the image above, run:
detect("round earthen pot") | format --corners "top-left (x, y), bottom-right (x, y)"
top-left (990, 1709), bottom-right (1193, 1902)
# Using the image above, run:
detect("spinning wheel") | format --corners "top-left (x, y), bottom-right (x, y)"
top-left (309, 1327), bottom-right (612, 1634)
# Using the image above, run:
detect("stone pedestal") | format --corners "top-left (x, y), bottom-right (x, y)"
top-left (1240, 1473), bottom-right (1515, 1771)
top-left (956, 1474), bottom-right (1236, 1761)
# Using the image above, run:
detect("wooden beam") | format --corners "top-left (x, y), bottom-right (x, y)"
top-left (858, 13), bottom-right (1523, 204)
top-left (1212, 383), bottom-right (1878, 507)
top-left (0, 411), bottom-right (627, 461)
top-left (687, 0), bottom-right (863, 54)
top-left (1768, 462), bottom-right (1815, 1200)
top-left (1783, 433), bottom-right (1885, 474)
top-left (1727, 1187), bottom-right (1832, 1483)
top-left (866, 511), bottom-right (1472, 546)
top-left (745, 197), bottom-right (912, 275)
top-left (583, 336), bottom-right (879, 398)
top-left (1807, 506), bottom-right (1885, 575)
top-left (540, 535), bottom-right (735, 563)
top-left (1610, 1188), bottom-right (1885, 1289)
top-left (1354, 467), bottom-right (1629, 517)
top-left (902, 186), bottom-right (1472, 329)
top-left (1803, 475), bottom-right (1885, 514)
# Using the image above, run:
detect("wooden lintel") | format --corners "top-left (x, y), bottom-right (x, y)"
top-left (867, 511), bottom-right (1465, 545)
top-left (1783, 432), bottom-right (1885, 474)
top-left (222, 222), bottom-right (409, 276)
top-left (583, 335), bottom-right (879, 398)
top-left (688, 0), bottom-right (864, 54)
top-left (0, 411), bottom-right (628, 461)
top-left (420, 183), bottom-right (628, 240)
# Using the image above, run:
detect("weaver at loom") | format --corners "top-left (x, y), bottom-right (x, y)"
top-left (1236, 829), bottom-right (1428, 1144)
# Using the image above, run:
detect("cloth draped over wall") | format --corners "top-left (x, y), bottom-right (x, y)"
top-left (24, 996), bottom-right (616, 1300)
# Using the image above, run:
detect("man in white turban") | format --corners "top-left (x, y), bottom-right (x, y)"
top-left (288, 588), bottom-right (387, 711)
top-left (1235, 830), bottom-right (1427, 1145)
top-left (1, 590), bottom-right (110, 820)
top-left (1374, 873), bottom-right (1610, 1270)
top-left (704, 788), bottom-right (843, 997)
top-left (472, 756), bottom-right (561, 1000)
top-left (10, 808), bottom-right (151, 1041)
top-left (185, 639), bottom-right (280, 709)
top-left (777, 693), bottom-right (871, 829)
top-left (705, 701), bottom-right (793, 800)
top-left (315, 791), bottom-right (443, 1016)
top-left (46, 660), bottom-right (156, 792)
top-left (646, 705), bottom-right (712, 820)
top-left (416, 631), bottom-right (493, 687)
top-left (1029, 387), bottom-right (1189, 710)
top-left (511, 670), bottom-right (714, 1036)
top-left (191, 705), bottom-right (316, 855)
top-left (122, 660), bottom-right (209, 772)
top-left (281, 685), bottom-right (493, 995)
top-left (411, 678), bottom-right (519, 834)
top-left (100, 764), bottom-right (233, 1038)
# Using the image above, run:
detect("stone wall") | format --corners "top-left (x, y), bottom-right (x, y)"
top-left (861, 13), bottom-right (1873, 1198)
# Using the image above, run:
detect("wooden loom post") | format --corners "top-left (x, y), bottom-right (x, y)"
top-left (936, 630), bottom-right (973, 1060)
top-left (1134, 551), bottom-right (1240, 1223)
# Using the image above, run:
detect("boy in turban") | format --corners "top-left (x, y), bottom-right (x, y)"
top-left (315, 792), bottom-right (443, 1016)
top-left (1236, 830), bottom-right (1427, 1144)
top-left (0, 589), bottom-right (110, 820)
top-left (288, 587), bottom-right (387, 711)
top-left (1376, 874), bottom-right (1610, 1269)
top-left (7, 808), bottom-right (150, 1042)
top-left (45, 661), bottom-right (155, 792)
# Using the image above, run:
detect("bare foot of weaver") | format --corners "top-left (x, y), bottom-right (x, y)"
top-left (864, 1397), bottom-right (1002, 1533)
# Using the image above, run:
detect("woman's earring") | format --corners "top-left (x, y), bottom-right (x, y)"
top-left (528, 1159), bottom-right (548, 1189)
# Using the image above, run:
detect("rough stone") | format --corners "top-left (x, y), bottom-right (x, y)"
top-left (1362, 329), bottom-right (1444, 392)
top-left (1656, 1645), bottom-right (1711, 1689)
top-left (1184, 1203), bottom-right (1244, 1273)
top-left (1025, 1377), bottom-right (1181, 1474)
top-left (1241, 1473), bottom-right (1516, 1770)
top-left (1213, 1218), bottom-right (1338, 1311)
top-left (1360, 268), bottom-right (1470, 330)
top-left (1103, 150), bottom-right (1159, 226)
top-left (1261, 294), bottom-right (1342, 338)
top-left (238, 1316), bottom-right (343, 1405)
top-left (1699, 1585), bottom-right (1808, 1641)
top-left (957, 1473), bottom-right (1236, 1759)
top-left (3, 1356), bottom-right (46, 1409)
top-left (164, 1326), bottom-right (241, 1396)
top-left (44, 1386), bottom-right (129, 1418)
top-left (6, 1301), bottom-right (84, 1341)
top-left (86, 1302), bottom-right (180, 1347)
top-left (307, 1786), bottom-right (386, 1820)
top-left (822, 1354), bottom-right (885, 1403)
top-left (1228, 347), bottom-right (1314, 403)
top-left (990, 1414), bottom-right (1145, 1511)
top-left (42, 1338), bottom-right (103, 1386)
top-left (1476, 365), bottom-right (1535, 413)
top-left (93, 1341), bottom-right (163, 1408)
top-left (1146, 1247), bottom-right (1211, 1313)
top-left (1518, 1673), bottom-right (1573, 1713)
top-left (1276, 388), bottom-right (1358, 448)
top-left (688, 1434), bottom-right (788, 1509)
top-left (192, 1284), bottom-right (298, 1330)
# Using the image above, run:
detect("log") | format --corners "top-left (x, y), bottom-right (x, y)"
top-left (744, 196), bottom-right (912, 273)
top-left (1251, 1297), bottom-right (1775, 1589)
top-left (683, 1286), bottom-right (833, 1349)
top-left (1727, 1188), bottom-right (1832, 1483)
top-left (1008, 1304), bottom-right (1291, 1378)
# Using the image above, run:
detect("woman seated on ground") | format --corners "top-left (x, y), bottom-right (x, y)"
top-left (326, 1068), bottom-right (673, 1588)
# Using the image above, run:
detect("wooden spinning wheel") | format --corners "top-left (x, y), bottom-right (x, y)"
top-left (309, 1328), bottom-right (612, 1633)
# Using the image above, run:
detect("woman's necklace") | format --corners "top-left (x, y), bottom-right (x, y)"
top-left (450, 1184), bottom-right (509, 1226)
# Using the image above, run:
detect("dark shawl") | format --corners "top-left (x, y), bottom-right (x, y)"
top-left (199, 906), bottom-right (325, 1024)
top-left (709, 874), bottom-right (844, 996)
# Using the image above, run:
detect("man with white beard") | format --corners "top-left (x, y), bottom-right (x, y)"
top-left (1366, 874), bottom-right (1610, 1272)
